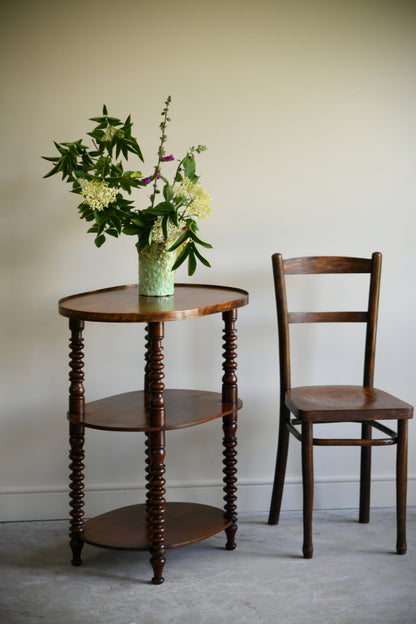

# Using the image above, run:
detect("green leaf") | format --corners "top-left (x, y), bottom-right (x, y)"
top-left (53, 141), bottom-right (67, 155)
top-left (87, 129), bottom-right (105, 142)
top-left (124, 115), bottom-right (132, 137)
top-left (123, 224), bottom-right (142, 236)
top-left (137, 229), bottom-right (154, 250)
top-left (193, 245), bottom-right (211, 267)
top-left (109, 215), bottom-right (122, 233)
top-left (168, 229), bottom-right (190, 252)
top-left (171, 243), bottom-right (190, 271)
top-left (187, 219), bottom-right (198, 233)
top-left (42, 164), bottom-right (61, 178)
top-left (188, 249), bottom-right (197, 276)
top-left (131, 216), bottom-right (144, 227)
top-left (163, 183), bottom-right (173, 202)
top-left (183, 155), bottom-right (196, 180)
top-left (147, 201), bottom-right (175, 216)
top-left (106, 228), bottom-right (119, 238)
top-left (127, 139), bottom-right (144, 162)
top-left (106, 116), bottom-right (122, 126)
top-left (74, 170), bottom-right (88, 179)
top-left (190, 230), bottom-right (213, 248)
top-left (160, 215), bottom-right (167, 239)
top-left (171, 208), bottom-right (179, 227)
top-left (94, 210), bottom-right (107, 225)
top-left (95, 234), bottom-right (106, 247)
top-left (96, 156), bottom-right (111, 177)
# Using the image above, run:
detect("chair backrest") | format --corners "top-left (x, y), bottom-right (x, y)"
top-left (272, 252), bottom-right (382, 392)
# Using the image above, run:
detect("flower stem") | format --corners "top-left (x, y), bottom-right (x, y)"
top-left (150, 96), bottom-right (172, 207)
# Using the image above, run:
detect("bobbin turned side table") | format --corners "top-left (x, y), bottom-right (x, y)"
top-left (58, 283), bottom-right (249, 584)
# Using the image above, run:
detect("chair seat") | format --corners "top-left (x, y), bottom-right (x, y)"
top-left (285, 385), bottom-right (413, 422)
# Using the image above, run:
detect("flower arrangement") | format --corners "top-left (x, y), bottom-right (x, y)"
top-left (43, 96), bottom-right (212, 275)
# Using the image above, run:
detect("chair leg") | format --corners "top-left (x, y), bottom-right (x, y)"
top-left (359, 422), bottom-right (372, 523)
top-left (396, 419), bottom-right (408, 555)
top-left (302, 422), bottom-right (314, 559)
top-left (268, 405), bottom-right (290, 525)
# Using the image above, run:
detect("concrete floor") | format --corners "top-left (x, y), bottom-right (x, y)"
top-left (1, 508), bottom-right (415, 624)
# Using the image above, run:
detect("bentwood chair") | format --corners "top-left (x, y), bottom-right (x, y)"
top-left (268, 252), bottom-right (413, 558)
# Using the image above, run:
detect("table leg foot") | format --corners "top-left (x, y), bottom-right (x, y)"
top-left (225, 524), bottom-right (237, 550)
top-left (150, 556), bottom-right (166, 585)
top-left (70, 540), bottom-right (84, 566)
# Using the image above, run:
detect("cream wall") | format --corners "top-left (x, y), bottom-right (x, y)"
top-left (1, 0), bottom-right (415, 521)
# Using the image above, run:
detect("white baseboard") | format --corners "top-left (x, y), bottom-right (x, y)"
top-left (1, 475), bottom-right (415, 522)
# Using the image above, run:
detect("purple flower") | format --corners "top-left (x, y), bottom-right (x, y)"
top-left (140, 170), bottom-right (162, 185)
top-left (161, 154), bottom-right (175, 162)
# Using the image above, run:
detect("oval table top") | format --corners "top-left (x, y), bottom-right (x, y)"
top-left (59, 283), bottom-right (249, 322)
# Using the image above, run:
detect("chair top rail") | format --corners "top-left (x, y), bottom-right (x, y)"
top-left (282, 256), bottom-right (373, 275)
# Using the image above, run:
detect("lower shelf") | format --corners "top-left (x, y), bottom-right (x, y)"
top-left (83, 502), bottom-right (231, 551)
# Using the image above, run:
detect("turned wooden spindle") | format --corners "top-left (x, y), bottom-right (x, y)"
top-left (144, 324), bottom-right (152, 509)
top-left (68, 319), bottom-right (85, 566)
top-left (144, 323), bottom-right (152, 396)
top-left (147, 322), bottom-right (167, 584)
top-left (222, 310), bottom-right (238, 550)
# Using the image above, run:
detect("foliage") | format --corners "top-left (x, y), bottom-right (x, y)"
top-left (43, 97), bottom-right (212, 275)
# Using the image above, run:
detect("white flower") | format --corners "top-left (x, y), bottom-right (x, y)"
top-left (173, 177), bottom-right (212, 219)
top-left (151, 217), bottom-right (181, 245)
top-left (80, 180), bottom-right (117, 211)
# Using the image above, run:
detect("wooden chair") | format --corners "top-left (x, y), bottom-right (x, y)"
top-left (268, 252), bottom-right (413, 557)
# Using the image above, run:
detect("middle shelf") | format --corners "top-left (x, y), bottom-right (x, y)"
top-left (67, 389), bottom-right (243, 431)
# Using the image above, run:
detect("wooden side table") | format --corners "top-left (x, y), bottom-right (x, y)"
top-left (58, 283), bottom-right (249, 584)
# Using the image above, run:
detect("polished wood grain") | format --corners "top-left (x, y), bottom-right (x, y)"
top-left (68, 390), bottom-right (243, 431)
top-left (285, 385), bottom-right (413, 423)
top-left (83, 503), bottom-right (231, 550)
top-left (284, 256), bottom-right (372, 274)
top-left (59, 284), bottom-right (249, 323)
top-left (61, 283), bottom-right (248, 584)
top-left (288, 311), bottom-right (367, 324)
top-left (268, 252), bottom-right (413, 559)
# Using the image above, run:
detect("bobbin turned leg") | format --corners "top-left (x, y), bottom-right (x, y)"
top-left (68, 319), bottom-right (86, 566)
top-left (144, 324), bottom-right (152, 508)
top-left (148, 430), bottom-right (167, 584)
top-left (222, 310), bottom-right (239, 550)
top-left (69, 423), bottom-right (85, 565)
top-left (147, 322), bottom-right (167, 584)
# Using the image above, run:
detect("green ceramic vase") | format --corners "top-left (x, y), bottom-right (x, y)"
top-left (138, 242), bottom-right (176, 296)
